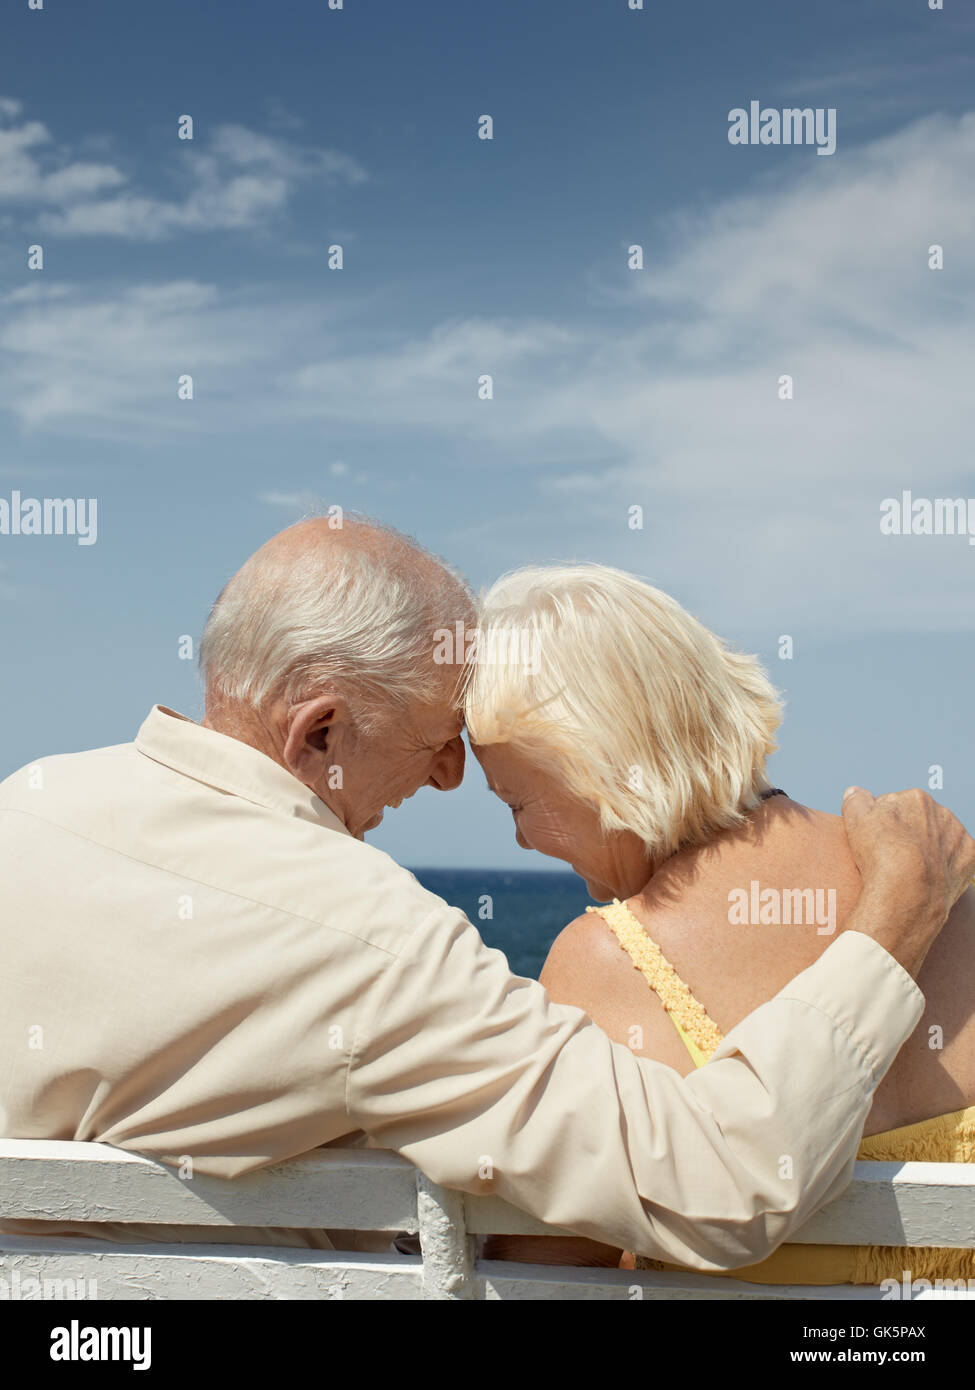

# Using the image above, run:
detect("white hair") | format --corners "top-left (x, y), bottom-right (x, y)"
top-left (464, 564), bottom-right (784, 861)
top-left (199, 515), bottom-right (475, 718)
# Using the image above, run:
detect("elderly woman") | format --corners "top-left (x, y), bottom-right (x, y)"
top-left (465, 564), bottom-right (975, 1283)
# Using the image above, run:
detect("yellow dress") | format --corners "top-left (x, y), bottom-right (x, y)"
top-left (587, 899), bottom-right (975, 1286)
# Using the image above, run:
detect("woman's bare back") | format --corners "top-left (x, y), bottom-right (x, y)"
top-left (542, 795), bottom-right (975, 1135)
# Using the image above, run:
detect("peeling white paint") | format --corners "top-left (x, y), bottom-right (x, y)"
top-left (1, 1140), bottom-right (972, 1300)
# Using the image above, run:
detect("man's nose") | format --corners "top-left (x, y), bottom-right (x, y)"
top-left (428, 736), bottom-right (465, 792)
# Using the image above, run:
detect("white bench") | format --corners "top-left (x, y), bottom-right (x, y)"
top-left (1, 1140), bottom-right (973, 1300)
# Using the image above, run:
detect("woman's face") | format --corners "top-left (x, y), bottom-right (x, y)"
top-left (473, 740), bottom-right (653, 902)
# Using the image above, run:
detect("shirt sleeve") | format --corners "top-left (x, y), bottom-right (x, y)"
top-left (347, 908), bottom-right (924, 1272)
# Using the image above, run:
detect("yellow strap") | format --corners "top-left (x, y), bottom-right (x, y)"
top-left (586, 901), bottom-right (723, 1067)
top-left (670, 1014), bottom-right (712, 1070)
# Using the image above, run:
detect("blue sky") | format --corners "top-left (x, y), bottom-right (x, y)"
top-left (1, 0), bottom-right (972, 870)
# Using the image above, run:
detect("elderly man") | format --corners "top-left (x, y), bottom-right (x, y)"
top-left (1, 515), bottom-right (973, 1270)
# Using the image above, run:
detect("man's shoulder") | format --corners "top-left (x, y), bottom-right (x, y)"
top-left (0, 742), bottom-right (136, 824)
top-left (0, 741), bottom-right (464, 961)
top-left (0, 740), bottom-right (135, 792)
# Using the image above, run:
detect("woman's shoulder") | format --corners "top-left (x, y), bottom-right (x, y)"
top-left (613, 802), bottom-right (865, 1031)
top-left (540, 907), bottom-right (700, 1071)
top-left (540, 908), bottom-right (634, 998)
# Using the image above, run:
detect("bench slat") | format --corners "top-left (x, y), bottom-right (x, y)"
top-left (2, 1240), bottom-right (971, 1301)
top-left (2, 1142), bottom-right (974, 1250)
top-left (0, 1142), bottom-right (419, 1231)
top-left (0, 1238), bottom-right (425, 1299)
top-left (463, 1162), bottom-right (975, 1247)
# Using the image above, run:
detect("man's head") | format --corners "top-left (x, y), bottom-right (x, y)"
top-left (199, 515), bottom-right (475, 838)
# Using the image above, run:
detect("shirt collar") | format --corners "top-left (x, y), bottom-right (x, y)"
top-left (134, 705), bottom-right (351, 837)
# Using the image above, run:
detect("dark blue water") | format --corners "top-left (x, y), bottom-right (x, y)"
top-left (409, 868), bottom-right (597, 980)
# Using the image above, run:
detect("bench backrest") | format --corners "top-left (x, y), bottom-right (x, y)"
top-left (2, 1142), bottom-right (974, 1300)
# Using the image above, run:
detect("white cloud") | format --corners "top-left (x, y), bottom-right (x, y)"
top-left (283, 112), bottom-right (975, 634)
top-left (2, 110), bottom-right (972, 633)
top-left (539, 470), bottom-right (613, 494)
top-left (0, 116), bottom-right (125, 204)
top-left (0, 280), bottom-right (317, 433)
top-left (289, 318), bottom-right (582, 438)
top-left (264, 99), bottom-right (305, 133)
top-left (39, 180), bottom-right (289, 239)
top-left (257, 491), bottom-right (316, 508)
top-left (3, 282), bottom-right (73, 303)
top-left (207, 123), bottom-right (367, 186)
top-left (631, 113), bottom-right (975, 352)
top-left (0, 101), bottom-right (367, 239)
top-left (257, 490), bottom-right (351, 511)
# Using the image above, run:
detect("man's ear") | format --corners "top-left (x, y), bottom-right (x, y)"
top-left (281, 694), bottom-right (349, 787)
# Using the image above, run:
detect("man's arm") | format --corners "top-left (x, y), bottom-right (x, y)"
top-left (347, 790), bottom-right (974, 1271)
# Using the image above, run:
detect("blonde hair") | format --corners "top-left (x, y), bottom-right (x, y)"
top-left (464, 564), bottom-right (784, 861)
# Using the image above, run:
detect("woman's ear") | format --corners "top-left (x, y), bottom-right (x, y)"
top-left (282, 694), bottom-right (348, 787)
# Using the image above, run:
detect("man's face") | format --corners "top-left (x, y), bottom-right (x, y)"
top-left (322, 667), bottom-right (466, 839)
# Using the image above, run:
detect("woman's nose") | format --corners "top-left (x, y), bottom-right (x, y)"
top-left (428, 736), bottom-right (465, 792)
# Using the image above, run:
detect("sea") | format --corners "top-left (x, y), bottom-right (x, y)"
top-left (409, 867), bottom-right (596, 980)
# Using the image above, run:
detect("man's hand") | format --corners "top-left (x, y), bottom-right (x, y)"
top-left (841, 786), bottom-right (975, 977)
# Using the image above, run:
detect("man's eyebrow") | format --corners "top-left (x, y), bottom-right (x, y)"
top-left (433, 721), bottom-right (464, 745)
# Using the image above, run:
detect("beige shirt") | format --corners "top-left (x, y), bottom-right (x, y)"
top-left (0, 705), bottom-right (924, 1269)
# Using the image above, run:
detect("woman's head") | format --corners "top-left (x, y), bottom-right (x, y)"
top-left (464, 564), bottom-right (783, 897)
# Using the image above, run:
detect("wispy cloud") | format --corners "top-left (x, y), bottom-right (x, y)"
top-left (257, 490), bottom-right (321, 509)
top-left (0, 99), bottom-right (368, 240)
top-left (768, 27), bottom-right (975, 126)
top-left (0, 102), bottom-right (125, 204)
top-left (2, 110), bottom-right (973, 633)
top-left (3, 282), bottom-right (73, 304)
top-left (0, 279), bottom-right (324, 434)
top-left (789, 57), bottom-right (975, 96)
top-left (256, 463), bottom-right (364, 509)
top-left (289, 318), bottom-right (582, 437)
top-left (263, 99), bottom-right (306, 133)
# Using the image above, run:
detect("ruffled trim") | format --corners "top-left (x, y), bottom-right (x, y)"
top-left (854, 1242), bottom-right (975, 1286)
top-left (586, 900), bottom-right (724, 1061)
top-left (860, 1105), bottom-right (975, 1161)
